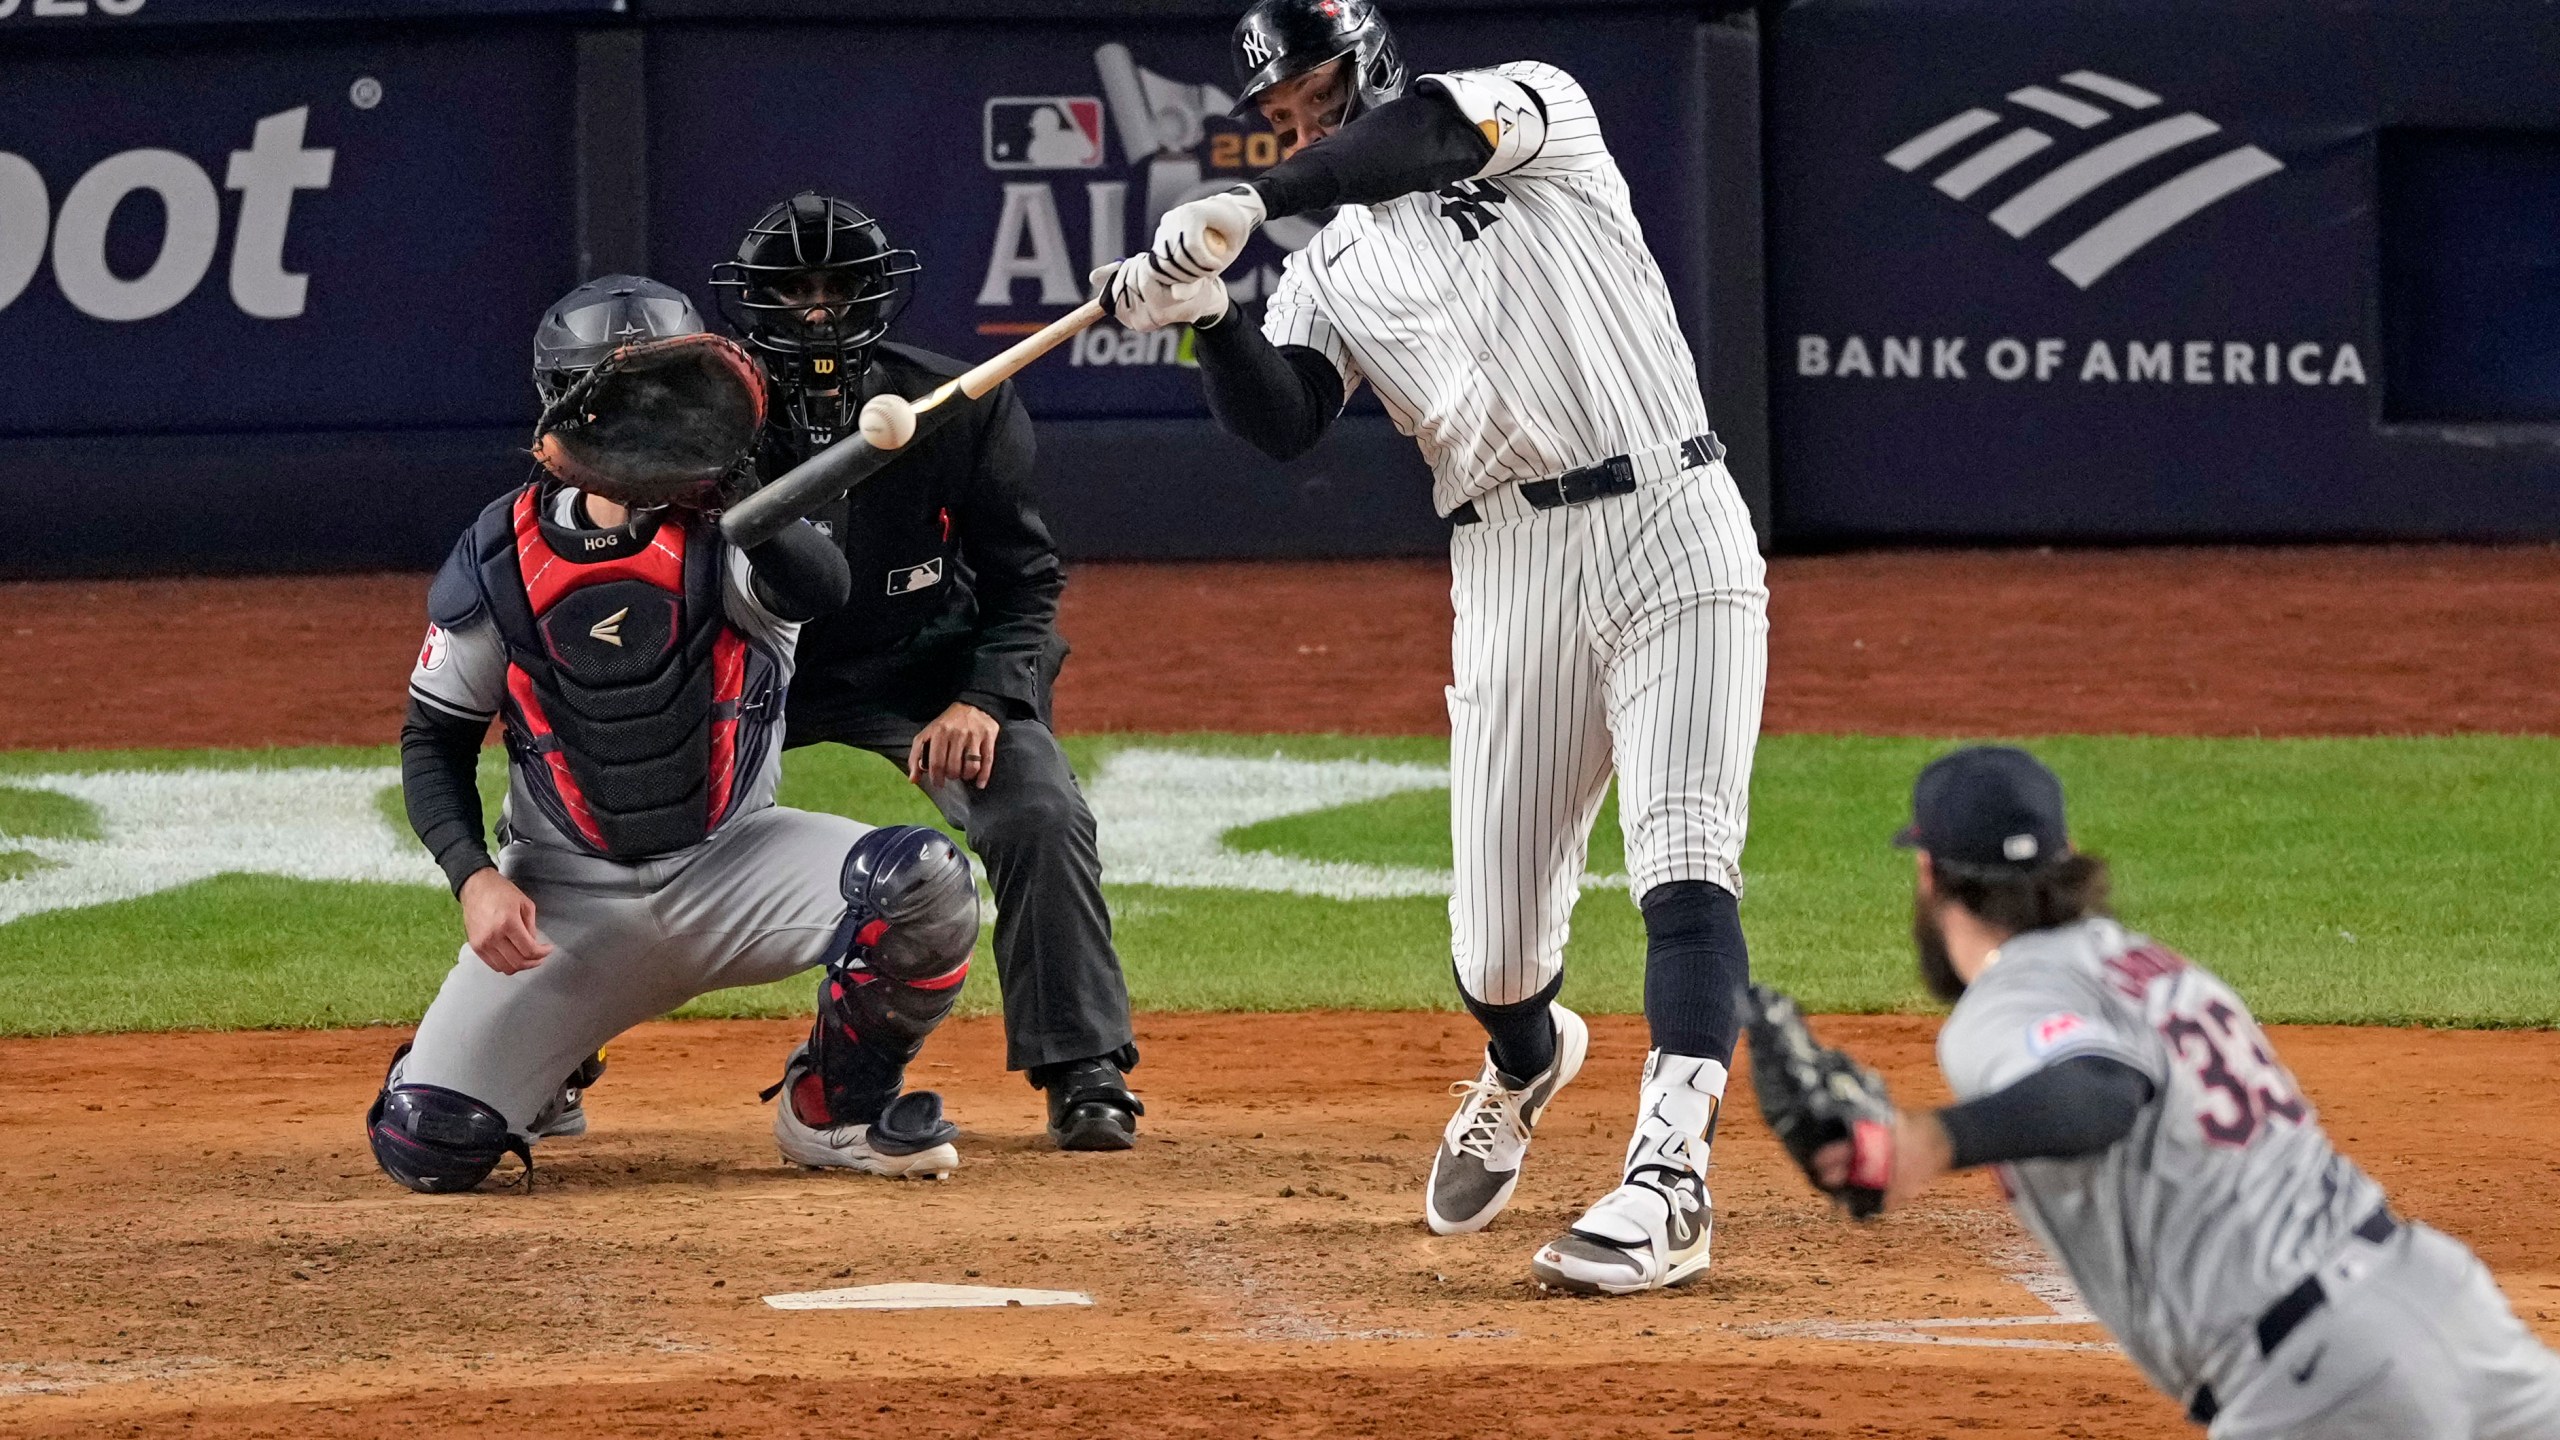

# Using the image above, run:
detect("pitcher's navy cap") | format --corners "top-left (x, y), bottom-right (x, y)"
top-left (1893, 746), bottom-right (2069, 868)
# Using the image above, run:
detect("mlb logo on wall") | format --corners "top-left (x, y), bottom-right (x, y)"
top-left (1884, 70), bottom-right (2284, 289)
top-left (985, 98), bottom-right (1106, 170)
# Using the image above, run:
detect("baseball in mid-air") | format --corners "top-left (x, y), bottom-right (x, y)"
top-left (859, 393), bottom-right (917, 450)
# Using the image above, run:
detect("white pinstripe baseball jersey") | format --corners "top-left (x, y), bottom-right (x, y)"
top-left (1262, 60), bottom-right (1713, 518)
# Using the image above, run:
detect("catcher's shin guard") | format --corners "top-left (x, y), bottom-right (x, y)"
top-left (770, 825), bottom-right (977, 1127)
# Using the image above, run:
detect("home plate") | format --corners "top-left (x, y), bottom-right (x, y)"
top-left (763, 1282), bottom-right (1093, 1312)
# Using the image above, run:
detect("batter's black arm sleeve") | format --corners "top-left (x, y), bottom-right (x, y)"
top-left (1192, 308), bottom-right (1344, 460)
top-left (744, 520), bottom-right (852, 622)
top-left (1937, 1055), bottom-right (2156, 1169)
top-left (401, 697), bottom-right (496, 896)
top-left (953, 382), bottom-right (1066, 721)
top-left (1248, 82), bottom-right (1496, 218)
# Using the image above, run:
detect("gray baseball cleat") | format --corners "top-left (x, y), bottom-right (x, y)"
top-left (1425, 1002), bottom-right (1589, 1235)
top-left (1530, 1139), bottom-right (1714, 1295)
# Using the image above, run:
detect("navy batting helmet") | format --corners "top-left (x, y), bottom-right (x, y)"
top-left (1230, 0), bottom-right (1407, 120)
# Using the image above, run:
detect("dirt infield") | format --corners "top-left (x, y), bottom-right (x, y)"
top-left (4, 544), bottom-right (2558, 749)
top-left (2, 1012), bottom-right (2552, 1438)
top-left (3, 547), bottom-right (2555, 1435)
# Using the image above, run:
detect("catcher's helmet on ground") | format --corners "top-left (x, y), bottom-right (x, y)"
top-left (711, 192), bottom-right (921, 447)
top-left (532, 275), bottom-right (706, 406)
top-left (1230, 0), bottom-right (1407, 120)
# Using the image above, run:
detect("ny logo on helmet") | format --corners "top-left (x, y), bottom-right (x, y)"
top-left (1241, 30), bottom-right (1275, 66)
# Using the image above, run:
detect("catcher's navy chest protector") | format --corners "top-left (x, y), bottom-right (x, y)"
top-left (430, 485), bottom-right (781, 859)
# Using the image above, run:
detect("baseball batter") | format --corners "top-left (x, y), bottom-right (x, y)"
top-left (1105, 0), bottom-right (1766, 1293)
top-left (1750, 746), bottom-right (2560, 1438)
top-left (367, 276), bottom-right (983, 1193)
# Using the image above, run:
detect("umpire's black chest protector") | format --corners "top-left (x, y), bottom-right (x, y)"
top-left (430, 484), bottom-right (780, 859)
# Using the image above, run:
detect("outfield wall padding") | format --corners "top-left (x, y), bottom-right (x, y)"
top-left (0, 3), bottom-right (1760, 575)
top-left (1765, 0), bottom-right (2560, 542)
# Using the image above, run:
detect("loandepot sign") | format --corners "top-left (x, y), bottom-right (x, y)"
top-left (0, 750), bottom-right (1622, 927)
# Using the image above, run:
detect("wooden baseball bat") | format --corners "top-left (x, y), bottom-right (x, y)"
top-left (719, 300), bottom-right (1106, 549)
top-left (721, 233), bottom-right (1234, 549)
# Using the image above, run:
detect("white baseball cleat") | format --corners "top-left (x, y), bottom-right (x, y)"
top-left (771, 1050), bottom-right (961, 1180)
top-left (1425, 1003), bottom-right (1590, 1235)
top-left (1530, 1141), bottom-right (1714, 1295)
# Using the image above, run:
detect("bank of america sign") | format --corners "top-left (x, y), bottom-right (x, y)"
top-left (1885, 69), bottom-right (2284, 289)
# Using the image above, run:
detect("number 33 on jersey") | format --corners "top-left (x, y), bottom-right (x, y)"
top-left (1936, 915), bottom-right (2387, 1395)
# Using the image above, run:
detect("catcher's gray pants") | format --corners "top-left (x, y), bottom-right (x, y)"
top-left (789, 715), bottom-right (1133, 1074)
top-left (2206, 1220), bottom-right (2560, 1439)
top-left (399, 805), bottom-right (869, 1132)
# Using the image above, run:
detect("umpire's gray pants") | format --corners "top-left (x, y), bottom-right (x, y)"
top-left (400, 805), bottom-right (868, 1132)
top-left (2209, 1221), bottom-right (2560, 1439)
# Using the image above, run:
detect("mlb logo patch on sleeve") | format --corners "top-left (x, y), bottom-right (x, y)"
top-left (2026, 1011), bottom-right (2091, 1057)
top-left (887, 558), bottom-right (946, 595)
top-left (984, 98), bottom-right (1105, 170)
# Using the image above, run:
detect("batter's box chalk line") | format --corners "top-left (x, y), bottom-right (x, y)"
top-left (1743, 1314), bottom-right (2118, 1353)
top-left (762, 1282), bottom-right (1093, 1311)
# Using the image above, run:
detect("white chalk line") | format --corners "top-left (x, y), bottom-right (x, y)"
top-left (1744, 1313), bottom-right (2118, 1353)
top-left (0, 747), bottom-right (1623, 927)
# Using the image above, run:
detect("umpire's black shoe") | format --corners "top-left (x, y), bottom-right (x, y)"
top-left (1035, 1055), bottom-right (1144, 1151)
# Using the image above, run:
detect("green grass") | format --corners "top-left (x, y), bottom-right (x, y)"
top-left (0, 782), bottom-right (102, 840)
top-left (0, 734), bottom-right (2551, 1035)
top-left (0, 851), bottom-right (57, 882)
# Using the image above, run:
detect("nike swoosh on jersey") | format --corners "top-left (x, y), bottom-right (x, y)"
top-left (1322, 234), bottom-right (1364, 265)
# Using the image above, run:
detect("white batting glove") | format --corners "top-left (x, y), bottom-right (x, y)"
top-left (1094, 261), bottom-right (1230, 333)
top-left (1146, 185), bottom-right (1266, 283)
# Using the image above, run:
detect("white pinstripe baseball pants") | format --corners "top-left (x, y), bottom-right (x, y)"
top-left (1445, 459), bottom-right (1767, 1007)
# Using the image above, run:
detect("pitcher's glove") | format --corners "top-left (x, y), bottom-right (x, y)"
top-left (532, 333), bottom-right (765, 507)
top-left (1745, 983), bottom-right (1897, 1219)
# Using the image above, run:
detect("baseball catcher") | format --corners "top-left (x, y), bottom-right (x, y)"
top-left (367, 274), bottom-right (982, 1192)
top-left (1750, 746), bottom-right (2560, 1438)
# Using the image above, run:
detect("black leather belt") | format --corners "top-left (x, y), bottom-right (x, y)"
top-left (1448, 433), bottom-right (1722, 526)
top-left (2187, 1207), bottom-right (2398, 1425)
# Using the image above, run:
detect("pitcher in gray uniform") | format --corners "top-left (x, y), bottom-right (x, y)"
top-left (365, 276), bottom-right (984, 1193)
top-left (1748, 746), bottom-right (2560, 1439)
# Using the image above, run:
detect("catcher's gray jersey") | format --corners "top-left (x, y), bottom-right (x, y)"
top-left (1939, 917), bottom-right (2383, 1401)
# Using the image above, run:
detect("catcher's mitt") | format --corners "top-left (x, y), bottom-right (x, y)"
top-left (1745, 983), bottom-right (1897, 1219)
top-left (531, 333), bottom-right (765, 506)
